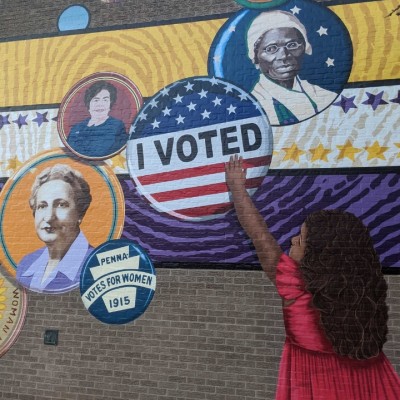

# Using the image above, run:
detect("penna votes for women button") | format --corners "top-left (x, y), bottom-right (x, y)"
top-left (80, 239), bottom-right (156, 324)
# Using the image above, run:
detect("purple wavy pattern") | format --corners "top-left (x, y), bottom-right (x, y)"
top-left (121, 173), bottom-right (400, 269)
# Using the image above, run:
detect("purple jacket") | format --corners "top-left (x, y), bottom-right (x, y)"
top-left (16, 231), bottom-right (94, 294)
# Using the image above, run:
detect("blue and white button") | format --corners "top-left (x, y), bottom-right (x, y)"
top-left (80, 239), bottom-right (156, 324)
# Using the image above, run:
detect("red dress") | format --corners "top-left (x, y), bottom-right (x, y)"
top-left (275, 254), bottom-right (400, 400)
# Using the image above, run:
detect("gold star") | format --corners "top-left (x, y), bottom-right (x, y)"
top-left (395, 143), bottom-right (400, 158)
top-left (109, 153), bottom-right (127, 170)
top-left (336, 140), bottom-right (362, 161)
top-left (364, 141), bottom-right (389, 160)
top-left (6, 156), bottom-right (22, 172)
top-left (282, 143), bottom-right (306, 162)
top-left (309, 144), bottom-right (332, 162)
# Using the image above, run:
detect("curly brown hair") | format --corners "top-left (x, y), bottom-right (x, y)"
top-left (300, 210), bottom-right (388, 360)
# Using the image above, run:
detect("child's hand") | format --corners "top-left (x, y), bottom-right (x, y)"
top-left (225, 154), bottom-right (246, 194)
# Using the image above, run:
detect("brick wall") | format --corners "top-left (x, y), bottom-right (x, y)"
top-left (0, 270), bottom-right (398, 400)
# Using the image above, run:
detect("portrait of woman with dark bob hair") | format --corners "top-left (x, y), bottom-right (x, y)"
top-left (16, 164), bottom-right (94, 294)
top-left (225, 155), bottom-right (400, 399)
top-left (67, 81), bottom-right (127, 158)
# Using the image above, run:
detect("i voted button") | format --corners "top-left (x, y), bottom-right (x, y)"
top-left (126, 76), bottom-right (273, 221)
top-left (80, 239), bottom-right (156, 324)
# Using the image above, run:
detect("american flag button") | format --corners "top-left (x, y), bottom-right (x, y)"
top-left (126, 76), bottom-right (273, 221)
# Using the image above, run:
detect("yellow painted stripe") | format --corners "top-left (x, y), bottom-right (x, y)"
top-left (332, 0), bottom-right (400, 82)
top-left (1, 20), bottom-right (221, 107)
top-left (1, 0), bottom-right (399, 108)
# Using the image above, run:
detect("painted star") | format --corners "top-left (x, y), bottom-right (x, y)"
top-left (325, 58), bottom-right (335, 67)
top-left (224, 84), bottom-right (234, 93)
top-left (333, 95), bottom-right (357, 113)
top-left (239, 93), bottom-right (248, 101)
top-left (52, 114), bottom-right (58, 122)
top-left (138, 112), bottom-right (148, 121)
top-left (282, 143), bottom-right (306, 162)
top-left (317, 26), bottom-right (328, 36)
top-left (149, 99), bottom-right (159, 108)
top-left (395, 143), bottom-right (400, 158)
top-left (212, 97), bottom-right (222, 106)
top-left (228, 25), bottom-right (236, 32)
top-left (290, 6), bottom-right (301, 15)
top-left (187, 102), bottom-right (197, 111)
top-left (184, 82), bottom-right (194, 92)
top-left (6, 156), bottom-right (22, 171)
top-left (201, 110), bottom-right (211, 119)
top-left (173, 94), bottom-right (183, 103)
top-left (227, 104), bottom-right (236, 114)
top-left (199, 89), bottom-right (208, 99)
top-left (389, 90), bottom-right (400, 104)
top-left (32, 112), bottom-right (48, 127)
top-left (13, 114), bottom-right (28, 129)
top-left (213, 54), bottom-right (221, 62)
top-left (162, 107), bottom-right (172, 116)
top-left (309, 144), bottom-right (332, 162)
top-left (176, 114), bottom-right (185, 124)
top-left (0, 114), bottom-right (10, 129)
top-left (160, 87), bottom-right (170, 96)
top-left (364, 141), bottom-right (389, 160)
top-left (337, 140), bottom-right (362, 161)
top-left (109, 153), bottom-right (127, 170)
top-left (209, 77), bottom-right (219, 86)
top-left (362, 91), bottom-right (388, 111)
top-left (151, 119), bottom-right (160, 129)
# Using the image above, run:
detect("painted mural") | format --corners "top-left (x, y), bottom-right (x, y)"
top-left (0, 0), bottom-right (398, 290)
top-left (0, 272), bottom-right (27, 357)
top-left (0, 150), bottom-right (125, 294)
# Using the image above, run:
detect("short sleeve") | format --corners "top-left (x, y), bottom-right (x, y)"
top-left (276, 254), bottom-right (306, 300)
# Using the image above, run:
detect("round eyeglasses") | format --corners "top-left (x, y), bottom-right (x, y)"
top-left (263, 41), bottom-right (304, 55)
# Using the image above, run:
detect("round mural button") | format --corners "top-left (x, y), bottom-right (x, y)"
top-left (127, 76), bottom-right (273, 221)
top-left (80, 239), bottom-right (156, 324)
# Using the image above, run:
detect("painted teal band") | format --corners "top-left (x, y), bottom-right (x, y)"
top-left (235, 0), bottom-right (289, 9)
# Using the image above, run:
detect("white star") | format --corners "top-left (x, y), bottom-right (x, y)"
top-left (227, 104), bottom-right (236, 114)
top-left (129, 125), bottom-right (136, 134)
top-left (151, 119), bottom-right (160, 129)
top-left (201, 110), bottom-right (211, 119)
top-left (187, 102), bottom-right (197, 111)
top-left (176, 114), bottom-right (185, 124)
top-left (239, 93), bottom-right (248, 101)
top-left (160, 87), bottom-right (170, 96)
top-left (213, 54), bottom-right (221, 62)
top-left (326, 57), bottom-right (335, 67)
top-left (316, 26), bottom-right (328, 36)
top-left (212, 97), bottom-right (222, 106)
top-left (290, 6), bottom-right (301, 14)
top-left (138, 112), bottom-right (147, 121)
top-left (162, 106), bottom-right (171, 116)
top-left (253, 101), bottom-right (262, 112)
top-left (174, 94), bottom-right (183, 103)
top-left (149, 99), bottom-right (158, 108)
top-left (228, 25), bottom-right (236, 32)
top-left (199, 89), bottom-right (208, 98)
top-left (209, 77), bottom-right (219, 86)
top-left (224, 84), bottom-right (234, 93)
top-left (184, 82), bottom-right (194, 91)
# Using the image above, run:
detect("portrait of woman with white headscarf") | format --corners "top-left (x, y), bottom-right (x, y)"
top-left (247, 10), bottom-right (337, 125)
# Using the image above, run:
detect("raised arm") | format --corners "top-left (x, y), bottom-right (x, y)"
top-left (225, 155), bottom-right (282, 284)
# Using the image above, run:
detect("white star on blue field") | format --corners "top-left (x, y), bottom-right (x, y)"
top-left (129, 77), bottom-right (265, 139)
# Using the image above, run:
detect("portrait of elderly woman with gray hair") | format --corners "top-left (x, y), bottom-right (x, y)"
top-left (247, 10), bottom-right (337, 125)
top-left (16, 164), bottom-right (94, 294)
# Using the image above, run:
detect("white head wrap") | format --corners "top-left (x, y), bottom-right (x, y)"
top-left (247, 10), bottom-right (312, 62)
